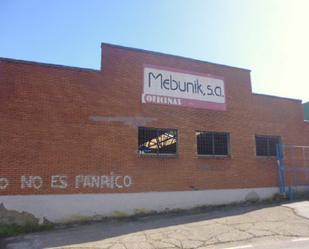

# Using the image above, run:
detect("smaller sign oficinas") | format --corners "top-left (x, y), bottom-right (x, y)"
top-left (142, 65), bottom-right (226, 110)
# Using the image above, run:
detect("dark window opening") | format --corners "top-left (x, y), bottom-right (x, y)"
top-left (255, 135), bottom-right (281, 156)
top-left (138, 127), bottom-right (177, 155)
top-left (196, 131), bottom-right (229, 156)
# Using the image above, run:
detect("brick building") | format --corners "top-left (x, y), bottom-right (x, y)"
top-left (0, 43), bottom-right (309, 223)
top-left (304, 102), bottom-right (309, 121)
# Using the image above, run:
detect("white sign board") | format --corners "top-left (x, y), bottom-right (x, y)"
top-left (142, 65), bottom-right (226, 110)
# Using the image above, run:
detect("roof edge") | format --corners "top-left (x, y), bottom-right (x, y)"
top-left (101, 42), bottom-right (251, 72)
top-left (253, 93), bottom-right (302, 102)
top-left (0, 57), bottom-right (100, 73)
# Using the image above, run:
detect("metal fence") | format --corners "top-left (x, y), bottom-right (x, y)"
top-left (277, 144), bottom-right (309, 199)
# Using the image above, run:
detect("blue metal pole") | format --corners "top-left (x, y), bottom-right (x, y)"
top-left (276, 144), bottom-right (286, 194)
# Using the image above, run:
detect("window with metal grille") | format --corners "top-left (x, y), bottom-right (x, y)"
top-left (196, 131), bottom-right (230, 156)
top-left (255, 135), bottom-right (281, 156)
top-left (138, 127), bottom-right (177, 155)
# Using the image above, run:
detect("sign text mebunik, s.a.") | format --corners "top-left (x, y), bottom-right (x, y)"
top-left (147, 72), bottom-right (223, 97)
top-left (142, 66), bottom-right (226, 110)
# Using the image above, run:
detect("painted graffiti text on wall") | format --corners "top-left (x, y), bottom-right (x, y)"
top-left (0, 174), bottom-right (133, 191)
top-left (51, 175), bottom-right (68, 189)
top-left (75, 174), bottom-right (132, 189)
top-left (0, 177), bottom-right (9, 190)
top-left (21, 176), bottom-right (43, 190)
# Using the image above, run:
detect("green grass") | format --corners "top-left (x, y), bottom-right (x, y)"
top-left (0, 223), bottom-right (54, 238)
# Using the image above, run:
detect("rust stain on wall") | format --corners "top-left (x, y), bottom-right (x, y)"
top-left (90, 116), bottom-right (157, 128)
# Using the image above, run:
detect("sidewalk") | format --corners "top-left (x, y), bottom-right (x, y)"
top-left (283, 201), bottom-right (309, 219)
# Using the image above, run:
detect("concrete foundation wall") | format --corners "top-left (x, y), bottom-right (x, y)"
top-left (0, 187), bottom-right (279, 223)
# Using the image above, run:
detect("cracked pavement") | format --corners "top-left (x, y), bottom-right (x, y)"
top-left (2, 202), bottom-right (309, 249)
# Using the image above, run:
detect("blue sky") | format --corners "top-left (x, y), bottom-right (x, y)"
top-left (1, 0), bottom-right (308, 102)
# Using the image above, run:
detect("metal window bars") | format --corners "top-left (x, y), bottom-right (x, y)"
top-left (138, 127), bottom-right (177, 155)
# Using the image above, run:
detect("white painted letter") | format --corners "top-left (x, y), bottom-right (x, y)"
top-left (100, 176), bottom-right (110, 188)
top-left (0, 177), bottom-right (9, 190)
top-left (115, 176), bottom-right (123, 188)
top-left (75, 175), bottom-right (83, 188)
top-left (123, 176), bottom-right (132, 188)
top-left (110, 172), bottom-right (115, 189)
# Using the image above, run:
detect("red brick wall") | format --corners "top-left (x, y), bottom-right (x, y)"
top-left (0, 43), bottom-right (308, 195)
top-left (304, 123), bottom-right (309, 145)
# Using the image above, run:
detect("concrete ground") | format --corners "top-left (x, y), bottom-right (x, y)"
top-left (283, 201), bottom-right (309, 219)
top-left (2, 201), bottom-right (309, 249)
